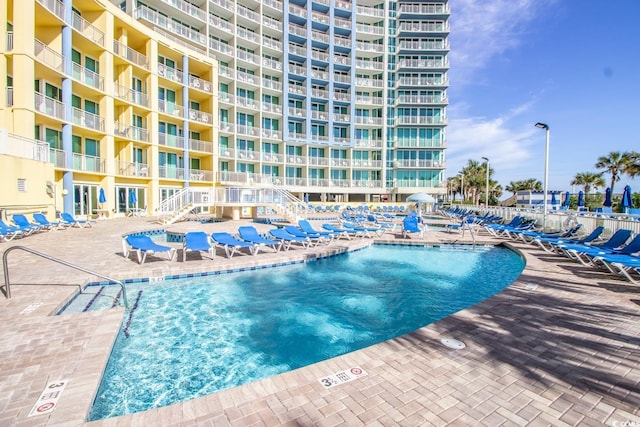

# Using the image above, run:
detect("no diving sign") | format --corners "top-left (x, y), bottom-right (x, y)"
top-left (319, 367), bottom-right (367, 389)
top-left (28, 379), bottom-right (68, 417)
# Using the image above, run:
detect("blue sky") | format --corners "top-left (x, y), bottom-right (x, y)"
top-left (445, 0), bottom-right (640, 196)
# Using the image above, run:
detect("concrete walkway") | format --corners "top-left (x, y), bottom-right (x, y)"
top-left (0, 217), bottom-right (639, 426)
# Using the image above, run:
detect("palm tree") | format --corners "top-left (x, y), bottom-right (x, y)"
top-left (595, 151), bottom-right (631, 194)
top-left (521, 178), bottom-right (542, 191)
top-left (571, 172), bottom-right (606, 194)
top-left (624, 150), bottom-right (640, 178)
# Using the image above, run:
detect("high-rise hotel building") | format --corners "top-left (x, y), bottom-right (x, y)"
top-left (1, 0), bottom-right (448, 218)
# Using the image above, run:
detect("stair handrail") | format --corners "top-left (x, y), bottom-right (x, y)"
top-left (2, 246), bottom-right (128, 308)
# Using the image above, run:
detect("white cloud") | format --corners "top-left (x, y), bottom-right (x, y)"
top-left (449, 0), bottom-right (543, 85)
top-left (446, 113), bottom-right (538, 178)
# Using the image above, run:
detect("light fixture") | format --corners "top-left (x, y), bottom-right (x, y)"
top-left (535, 122), bottom-right (550, 230)
top-left (481, 157), bottom-right (489, 208)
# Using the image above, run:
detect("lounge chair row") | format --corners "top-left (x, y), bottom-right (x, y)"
top-left (487, 218), bottom-right (640, 285)
top-left (123, 221), bottom-right (375, 264)
top-left (0, 213), bottom-right (95, 241)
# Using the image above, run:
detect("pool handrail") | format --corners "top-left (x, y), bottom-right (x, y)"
top-left (2, 245), bottom-right (128, 308)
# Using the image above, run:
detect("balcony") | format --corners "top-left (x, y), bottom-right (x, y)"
top-left (188, 109), bottom-right (213, 125)
top-left (161, 0), bottom-right (206, 21)
top-left (114, 83), bottom-right (149, 107)
top-left (188, 138), bottom-right (213, 152)
top-left (34, 93), bottom-right (65, 120)
top-left (117, 161), bottom-right (149, 177)
top-left (158, 100), bottom-right (184, 118)
top-left (70, 10), bottom-right (104, 46)
top-left (0, 133), bottom-right (49, 163)
top-left (395, 115), bottom-right (447, 126)
top-left (34, 39), bottom-right (64, 72)
top-left (35, 0), bottom-right (65, 20)
top-left (72, 108), bottom-right (105, 132)
top-left (71, 62), bottom-right (104, 91)
top-left (113, 40), bottom-right (149, 69)
top-left (114, 122), bottom-right (150, 142)
top-left (72, 153), bottom-right (105, 173)
top-left (158, 133), bottom-right (185, 149)
top-left (158, 63), bottom-right (183, 83)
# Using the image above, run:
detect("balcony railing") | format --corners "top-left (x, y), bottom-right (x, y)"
top-left (158, 133), bottom-right (186, 149)
top-left (6, 88), bottom-right (13, 107)
top-left (162, 0), bottom-right (206, 21)
top-left (70, 10), bottom-right (104, 46)
top-left (158, 63), bottom-right (183, 83)
top-left (34, 39), bottom-right (64, 72)
top-left (118, 161), bottom-right (149, 177)
top-left (158, 165), bottom-right (185, 180)
top-left (114, 83), bottom-right (149, 107)
top-left (0, 133), bottom-right (49, 163)
top-left (188, 138), bottom-right (213, 152)
top-left (113, 39), bottom-right (149, 69)
top-left (188, 109), bottom-right (213, 125)
top-left (72, 153), bottom-right (105, 173)
top-left (114, 122), bottom-right (150, 142)
top-left (158, 100), bottom-right (184, 117)
top-left (71, 62), bottom-right (104, 90)
top-left (72, 107), bottom-right (105, 132)
top-left (35, 0), bottom-right (65, 20)
top-left (35, 93), bottom-right (65, 120)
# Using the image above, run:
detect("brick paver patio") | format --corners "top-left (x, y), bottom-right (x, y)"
top-left (0, 216), bottom-right (639, 426)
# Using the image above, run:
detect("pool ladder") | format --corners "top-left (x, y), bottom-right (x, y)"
top-left (2, 246), bottom-right (128, 308)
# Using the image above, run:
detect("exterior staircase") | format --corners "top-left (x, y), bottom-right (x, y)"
top-left (156, 187), bottom-right (305, 225)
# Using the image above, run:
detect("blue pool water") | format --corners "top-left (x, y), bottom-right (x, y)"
top-left (79, 244), bottom-right (524, 420)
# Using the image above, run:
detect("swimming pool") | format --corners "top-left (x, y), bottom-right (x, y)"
top-left (76, 244), bottom-right (524, 420)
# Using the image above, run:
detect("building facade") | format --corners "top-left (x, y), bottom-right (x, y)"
top-left (1, 0), bottom-right (448, 218)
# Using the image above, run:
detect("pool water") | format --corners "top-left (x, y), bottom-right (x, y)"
top-left (80, 244), bottom-right (524, 420)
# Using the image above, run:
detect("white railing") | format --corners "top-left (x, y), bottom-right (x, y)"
top-left (70, 10), bottom-right (104, 46)
top-left (34, 93), bottom-right (65, 120)
top-left (113, 39), bottom-right (149, 69)
top-left (34, 39), bottom-right (64, 71)
top-left (71, 62), bottom-right (104, 90)
top-left (0, 133), bottom-right (49, 163)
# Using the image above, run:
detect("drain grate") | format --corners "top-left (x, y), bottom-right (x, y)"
top-left (441, 337), bottom-right (466, 350)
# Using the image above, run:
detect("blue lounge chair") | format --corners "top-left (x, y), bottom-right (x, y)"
top-left (1, 219), bottom-right (32, 236)
top-left (341, 221), bottom-right (384, 238)
top-left (0, 220), bottom-right (24, 241)
top-left (591, 253), bottom-right (640, 284)
top-left (32, 213), bottom-right (65, 231)
top-left (402, 214), bottom-right (423, 238)
top-left (514, 223), bottom-right (583, 243)
top-left (269, 228), bottom-right (309, 250)
top-left (12, 214), bottom-right (42, 234)
top-left (238, 226), bottom-right (282, 253)
top-left (211, 232), bottom-right (257, 257)
top-left (558, 229), bottom-right (632, 261)
top-left (123, 235), bottom-right (176, 264)
top-left (298, 220), bottom-right (336, 241)
top-left (284, 225), bottom-right (329, 245)
top-left (560, 230), bottom-right (636, 265)
top-left (183, 231), bottom-right (215, 261)
top-left (322, 223), bottom-right (364, 239)
top-left (60, 212), bottom-right (96, 228)
top-left (533, 226), bottom-right (605, 253)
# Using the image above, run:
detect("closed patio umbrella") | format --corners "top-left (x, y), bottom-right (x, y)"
top-left (99, 188), bottom-right (107, 205)
top-left (562, 191), bottom-right (570, 208)
top-left (621, 185), bottom-right (633, 212)
top-left (550, 192), bottom-right (558, 206)
top-left (129, 189), bottom-right (137, 207)
top-left (603, 188), bottom-right (612, 207)
top-left (577, 191), bottom-right (585, 208)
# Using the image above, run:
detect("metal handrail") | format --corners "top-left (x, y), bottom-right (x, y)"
top-left (2, 246), bottom-right (128, 308)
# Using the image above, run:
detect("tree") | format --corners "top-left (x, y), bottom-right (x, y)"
top-left (595, 151), bottom-right (631, 194)
top-left (625, 150), bottom-right (640, 178)
top-left (570, 172), bottom-right (606, 194)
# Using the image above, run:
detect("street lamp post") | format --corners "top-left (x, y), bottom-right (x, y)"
top-left (535, 122), bottom-right (550, 230)
top-left (481, 157), bottom-right (489, 208)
